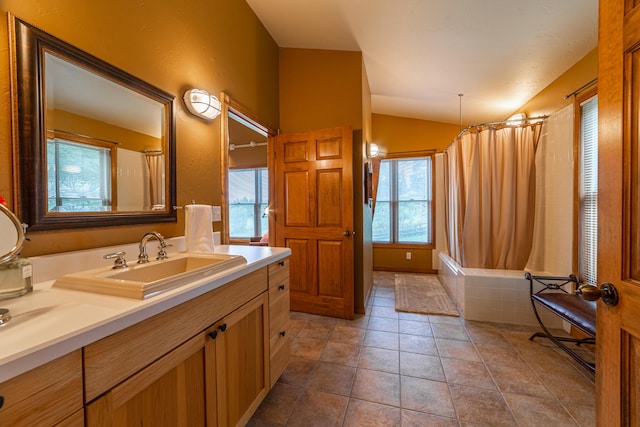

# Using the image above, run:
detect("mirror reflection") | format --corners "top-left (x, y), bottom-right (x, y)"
top-left (227, 112), bottom-right (269, 241)
top-left (12, 16), bottom-right (176, 230)
top-left (219, 94), bottom-right (276, 245)
top-left (45, 53), bottom-right (166, 213)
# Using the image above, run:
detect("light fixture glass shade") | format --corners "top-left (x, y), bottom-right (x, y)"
top-left (367, 142), bottom-right (380, 158)
top-left (506, 112), bottom-right (527, 126)
top-left (183, 89), bottom-right (221, 120)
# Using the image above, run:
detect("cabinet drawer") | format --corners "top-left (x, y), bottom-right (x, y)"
top-left (269, 285), bottom-right (290, 337)
top-left (0, 350), bottom-right (83, 427)
top-left (268, 258), bottom-right (289, 289)
top-left (84, 267), bottom-right (267, 402)
top-left (270, 330), bottom-right (291, 387)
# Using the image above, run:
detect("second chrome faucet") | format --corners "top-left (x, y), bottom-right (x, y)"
top-left (138, 231), bottom-right (169, 264)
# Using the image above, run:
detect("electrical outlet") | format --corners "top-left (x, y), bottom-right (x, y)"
top-left (211, 206), bottom-right (221, 222)
top-left (406, 252), bottom-right (412, 260)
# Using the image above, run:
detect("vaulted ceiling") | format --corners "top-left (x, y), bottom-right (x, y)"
top-left (246, 0), bottom-right (598, 125)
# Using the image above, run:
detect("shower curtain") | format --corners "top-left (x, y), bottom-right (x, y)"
top-left (444, 122), bottom-right (543, 269)
top-left (145, 152), bottom-right (165, 209)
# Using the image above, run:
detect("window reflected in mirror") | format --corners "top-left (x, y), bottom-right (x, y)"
top-left (47, 135), bottom-right (113, 212)
top-left (228, 168), bottom-right (268, 238)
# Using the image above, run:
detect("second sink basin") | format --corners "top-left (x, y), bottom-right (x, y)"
top-left (53, 253), bottom-right (247, 299)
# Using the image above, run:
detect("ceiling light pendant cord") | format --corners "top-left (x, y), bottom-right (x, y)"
top-left (458, 93), bottom-right (463, 132)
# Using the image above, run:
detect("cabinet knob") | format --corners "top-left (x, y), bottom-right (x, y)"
top-left (0, 395), bottom-right (3, 409)
top-left (219, 323), bottom-right (228, 332)
top-left (279, 284), bottom-right (285, 290)
top-left (209, 330), bottom-right (218, 340)
top-left (278, 260), bottom-right (285, 267)
top-left (279, 330), bottom-right (286, 337)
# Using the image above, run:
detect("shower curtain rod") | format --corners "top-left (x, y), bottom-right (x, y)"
top-left (454, 115), bottom-right (549, 140)
top-left (443, 115), bottom-right (549, 152)
top-left (386, 148), bottom-right (437, 156)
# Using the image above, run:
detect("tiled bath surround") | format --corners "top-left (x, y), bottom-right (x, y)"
top-left (438, 253), bottom-right (563, 327)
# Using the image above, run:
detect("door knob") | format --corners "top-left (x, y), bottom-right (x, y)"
top-left (576, 282), bottom-right (619, 306)
top-left (343, 230), bottom-right (354, 237)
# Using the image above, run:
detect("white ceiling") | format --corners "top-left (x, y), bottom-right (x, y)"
top-left (246, 0), bottom-right (599, 125)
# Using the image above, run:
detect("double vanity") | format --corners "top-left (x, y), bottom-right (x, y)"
top-left (0, 238), bottom-right (291, 426)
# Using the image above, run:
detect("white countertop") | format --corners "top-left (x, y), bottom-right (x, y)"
top-left (0, 243), bottom-right (290, 383)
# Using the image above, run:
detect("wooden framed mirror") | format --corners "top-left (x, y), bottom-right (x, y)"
top-left (10, 15), bottom-right (176, 231)
top-left (219, 93), bottom-right (277, 245)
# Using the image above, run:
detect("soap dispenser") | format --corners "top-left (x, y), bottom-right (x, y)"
top-left (0, 203), bottom-right (32, 300)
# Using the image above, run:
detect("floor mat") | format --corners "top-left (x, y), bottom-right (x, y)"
top-left (394, 274), bottom-right (459, 317)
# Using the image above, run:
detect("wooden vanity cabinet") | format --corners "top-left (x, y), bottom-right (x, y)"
top-left (268, 258), bottom-right (290, 387)
top-left (0, 257), bottom-right (289, 427)
top-left (84, 261), bottom-right (286, 427)
top-left (0, 350), bottom-right (83, 426)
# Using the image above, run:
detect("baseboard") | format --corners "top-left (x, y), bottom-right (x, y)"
top-left (373, 267), bottom-right (438, 274)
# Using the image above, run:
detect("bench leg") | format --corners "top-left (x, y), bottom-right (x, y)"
top-left (530, 301), bottom-right (595, 375)
top-left (530, 332), bottom-right (595, 346)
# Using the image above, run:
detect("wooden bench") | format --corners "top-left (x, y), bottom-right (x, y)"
top-left (525, 272), bottom-right (596, 374)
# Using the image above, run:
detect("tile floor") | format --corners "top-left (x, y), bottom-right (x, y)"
top-left (249, 271), bottom-right (596, 427)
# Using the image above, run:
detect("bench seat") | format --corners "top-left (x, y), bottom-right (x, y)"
top-left (531, 293), bottom-right (596, 337)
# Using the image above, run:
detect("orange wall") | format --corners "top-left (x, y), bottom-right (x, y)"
top-left (279, 48), bottom-right (363, 133)
top-left (514, 48), bottom-right (597, 119)
top-left (372, 114), bottom-right (460, 154)
top-left (0, 0), bottom-right (279, 256)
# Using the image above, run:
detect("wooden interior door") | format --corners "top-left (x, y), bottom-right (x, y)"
top-left (273, 126), bottom-right (354, 319)
top-left (597, 0), bottom-right (640, 424)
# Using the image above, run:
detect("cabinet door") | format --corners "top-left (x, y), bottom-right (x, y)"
top-left (214, 292), bottom-right (269, 427)
top-left (86, 334), bottom-right (206, 427)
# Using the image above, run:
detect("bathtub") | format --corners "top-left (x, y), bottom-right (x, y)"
top-left (438, 252), bottom-right (562, 328)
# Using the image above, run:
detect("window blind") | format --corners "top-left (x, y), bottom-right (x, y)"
top-left (579, 96), bottom-right (598, 287)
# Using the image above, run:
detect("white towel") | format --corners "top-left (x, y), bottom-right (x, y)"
top-left (184, 204), bottom-right (215, 253)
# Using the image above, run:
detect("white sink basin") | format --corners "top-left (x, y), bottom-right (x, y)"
top-left (52, 253), bottom-right (247, 299)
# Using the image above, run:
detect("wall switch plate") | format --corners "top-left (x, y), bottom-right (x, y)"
top-left (406, 252), bottom-right (412, 260)
top-left (211, 206), bottom-right (221, 222)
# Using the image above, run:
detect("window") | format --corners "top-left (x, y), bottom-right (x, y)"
top-left (372, 155), bottom-right (433, 244)
top-left (578, 95), bottom-right (598, 286)
top-left (47, 138), bottom-right (112, 212)
top-left (228, 168), bottom-right (268, 238)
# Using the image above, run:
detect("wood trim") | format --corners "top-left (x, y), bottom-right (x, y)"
top-left (372, 152), bottom-right (436, 246)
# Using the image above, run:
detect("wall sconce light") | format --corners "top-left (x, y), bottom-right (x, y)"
top-left (506, 112), bottom-right (527, 126)
top-left (367, 142), bottom-right (380, 158)
top-left (183, 89), bottom-right (221, 120)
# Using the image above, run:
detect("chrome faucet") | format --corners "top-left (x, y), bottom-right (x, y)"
top-left (138, 231), bottom-right (169, 264)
